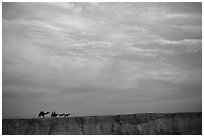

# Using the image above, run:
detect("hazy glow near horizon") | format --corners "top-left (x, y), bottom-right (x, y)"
top-left (3, 2), bottom-right (202, 118)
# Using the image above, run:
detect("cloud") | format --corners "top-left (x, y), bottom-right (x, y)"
top-left (3, 19), bottom-right (59, 31)
top-left (153, 39), bottom-right (202, 53)
top-left (142, 7), bottom-right (201, 26)
top-left (128, 47), bottom-right (175, 58)
top-left (48, 2), bottom-right (75, 9)
top-left (54, 15), bottom-right (97, 32)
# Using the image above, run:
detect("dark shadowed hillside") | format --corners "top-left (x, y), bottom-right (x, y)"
top-left (2, 112), bottom-right (202, 135)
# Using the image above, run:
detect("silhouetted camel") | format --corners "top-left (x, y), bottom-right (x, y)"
top-left (38, 111), bottom-right (49, 118)
top-left (64, 113), bottom-right (70, 117)
top-left (51, 111), bottom-right (58, 118)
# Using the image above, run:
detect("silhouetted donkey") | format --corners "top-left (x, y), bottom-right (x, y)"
top-left (51, 111), bottom-right (58, 118)
top-left (59, 113), bottom-right (64, 117)
top-left (59, 113), bottom-right (70, 117)
top-left (64, 113), bottom-right (70, 117)
top-left (38, 111), bottom-right (49, 118)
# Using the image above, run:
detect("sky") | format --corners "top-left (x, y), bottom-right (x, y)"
top-left (2, 2), bottom-right (202, 118)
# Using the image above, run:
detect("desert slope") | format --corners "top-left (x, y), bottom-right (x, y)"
top-left (2, 112), bottom-right (202, 135)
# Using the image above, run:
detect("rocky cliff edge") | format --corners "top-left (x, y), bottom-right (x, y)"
top-left (2, 112), bottom-right (202, 135)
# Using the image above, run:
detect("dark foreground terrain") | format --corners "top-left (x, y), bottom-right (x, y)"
top-left (2, 112), bottom-right (202, 135)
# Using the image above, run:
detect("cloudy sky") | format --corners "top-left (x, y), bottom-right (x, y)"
top-left (2, 2), bottom-right (202, 118)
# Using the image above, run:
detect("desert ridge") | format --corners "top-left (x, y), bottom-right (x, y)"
top-left (2, 112), bottom-right (202, 135)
